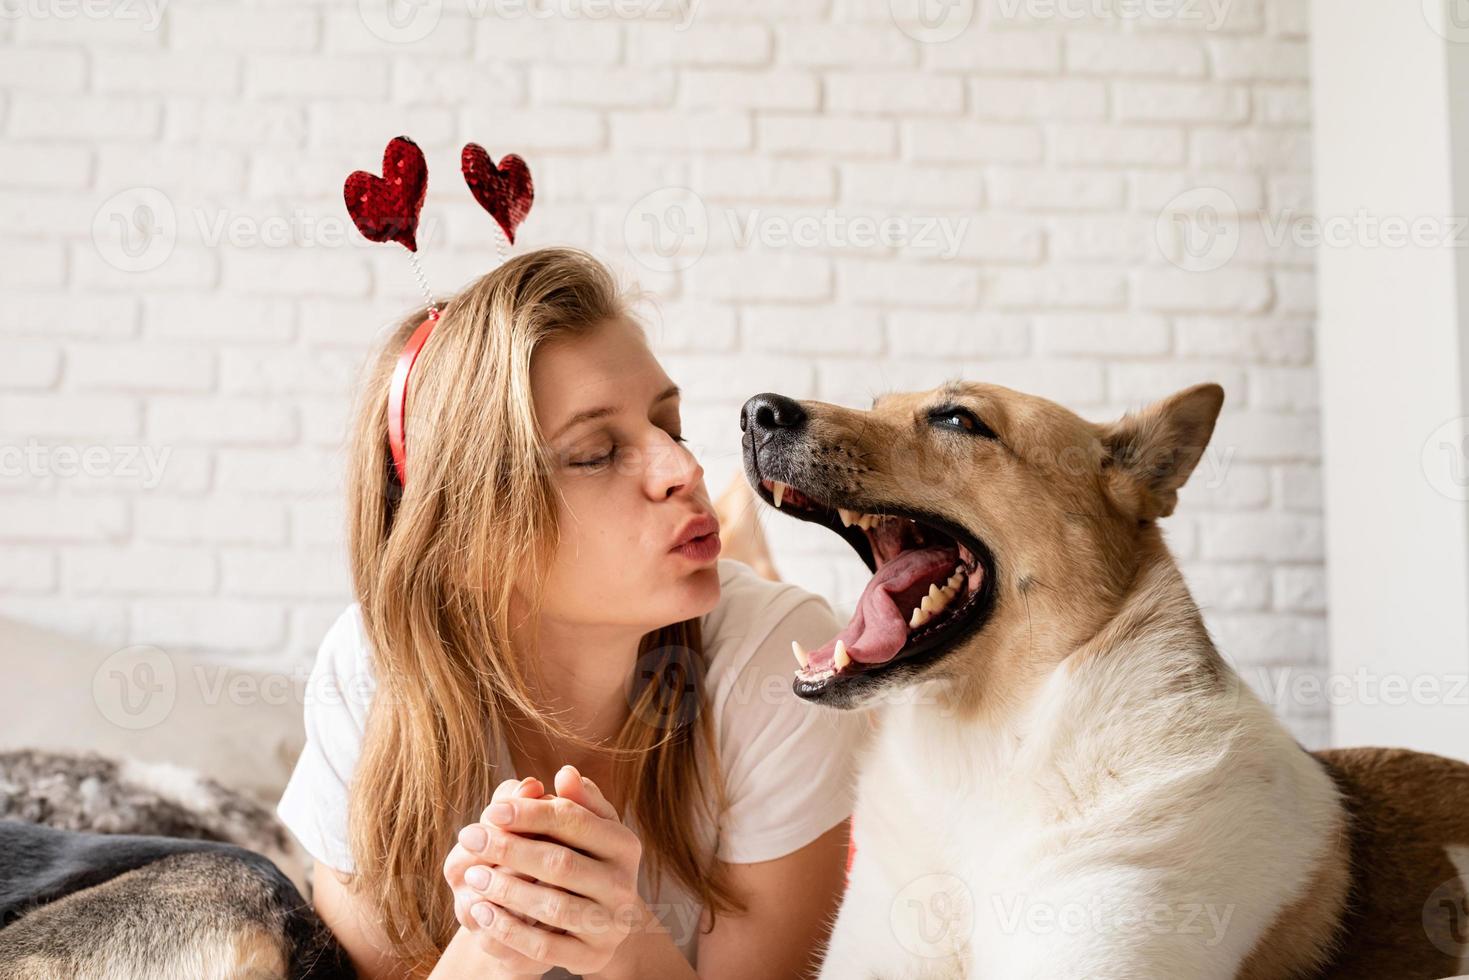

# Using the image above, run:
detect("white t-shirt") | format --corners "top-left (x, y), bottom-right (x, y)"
top-left (275, 558), bottom-right (869, 972)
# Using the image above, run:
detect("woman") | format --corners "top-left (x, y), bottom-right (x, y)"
top-left (275, 247), bottom-right (868, 979)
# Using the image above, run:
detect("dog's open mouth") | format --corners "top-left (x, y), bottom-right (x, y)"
top-left (756, 477), bottom-right (994, 696)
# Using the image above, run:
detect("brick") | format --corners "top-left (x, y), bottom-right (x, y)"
top-left (841, 163), bottom-right (984, 208)
top-left (1199, 514), bottom-right (1324, 562)
top-left (743, 307), bottom-right (884, 354)
top-left (988, 269), bottom-right (1128, 310)
top-left (0, 497), bottom-right (128, 542)
top-left (1054, 126), bottom-right (1188, 167)
top-left (1192, 129), bottom-right (1313, 172)
top-left (969, 79), bottom-right (1107, 121)
top-left (67, 345), bottom-right (215, 393)
top-left (170, 7), bottom-right (320, 50)
top-left (836, 260), bottom-right (981, 308)
top-left (531, 66), bottom-right (671, 108)
top-left (64, 546), bottom-right (216, 595)
top-left (828, 72), bottom-right (964, 115)
top-left (147, 396), bottom-right (296, 445)
top-left (988, 169), bottom-right (1126, 211)
top-left (924, 33), bottom-right (1061, 73)
top-left (246, 56), bottom-right (390, 100)
top-left (1066, 34), bottom-right (1205, 77)
top-left (0, 546), bottom-right (57, 593)
top-left (94, 51), bottom-right (241, 96)
top-left (0, 47), bottom-right (86, 92)
top-left (1133, 269), bottom-right (1273, 313)
top-left (1036, 315), bottom-right (1170, 356)
top-left (612, 111), bottom-right (752, 151)
top-left (1209, 40), bottom-right (1310, 82)
top-left (903, 121), bottom-right (1043, 164)
top-left (135, 498), bottom-right (289, 545)
top-left (774, 25), bottom-right (913, 66)
top-left (0, 343), bottom-right (63, 388)
top-left (1115, 83), bottom-right (1250, 123)
top-left (472, 17), bottom-right (619, 63)
top-left (684, 253), bottom-right (832, 302)
top-left (1175, 317), bottom-right (1314, 364)
top-left (681, 70), bottom-right (819, 110)
top-left (221, 549), bottom-right (350, 599)
top-left (757, 116), bottom-right (896, 157)
top-left (132, 599), bottom-right (288, 652)
top-left (887, 313), bottom-right (1031, 358)
top-left (0, 394), bottom-right (140, 438)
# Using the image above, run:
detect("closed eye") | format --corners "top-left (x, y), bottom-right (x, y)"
top-left (928, 406), bottom-right (999, 440)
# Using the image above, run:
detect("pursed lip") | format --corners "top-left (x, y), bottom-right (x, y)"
top-left (670, 512), bottom-right (720, 550)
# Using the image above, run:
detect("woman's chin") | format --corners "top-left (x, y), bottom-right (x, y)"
top-left (663, 566), bottom-right (721, 621)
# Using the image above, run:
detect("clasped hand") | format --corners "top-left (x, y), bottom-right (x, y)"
top-left (443, 765), bottom-right (645, 977)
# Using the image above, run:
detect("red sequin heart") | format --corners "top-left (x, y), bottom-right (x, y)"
top-left (344, 136), bottom-right (428, 253)
top-left (461, 144), bottom-right (534, 245)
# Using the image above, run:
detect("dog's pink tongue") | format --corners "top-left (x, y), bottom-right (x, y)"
top-left (809, 546), bottom-right (957, 669)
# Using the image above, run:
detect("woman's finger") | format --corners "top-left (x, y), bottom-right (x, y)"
top-left (484, 795), bottom-right (627, 859)
top-left (468, 866), bottom-right (606, 934)
top-left (481, 827), bottom-right (623, 905)
top-left (476, 901), bottom-right (590, 971)
top-left (554, 765), bottom-right (619, 822)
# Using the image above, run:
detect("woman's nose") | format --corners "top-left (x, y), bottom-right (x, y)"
top-left (653, 432), bottom-right (702, 497)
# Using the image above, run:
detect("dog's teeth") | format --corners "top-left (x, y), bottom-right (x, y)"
top-left (911, 608), bottom-right (930, 628)
top-left (791, 640), bottom-right (809, 669)
top-left (928, 583), bottom-right (944, 602)
top-left (920, 595), bottom-right (935, 614)
top-left (772, 481), bottom-right (788, 508)
top-left (838, 508), bottom-right (858, 528)
top-left (948, 572), bottom-right (963, 589)
top-left (834, 640), bottom-right (852, 671)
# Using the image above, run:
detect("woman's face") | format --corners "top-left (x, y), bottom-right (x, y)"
top-left (529, 315), bottom-right (722, 632)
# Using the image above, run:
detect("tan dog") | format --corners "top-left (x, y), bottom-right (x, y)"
top-left (740, 382), bottom-right (1469, 979)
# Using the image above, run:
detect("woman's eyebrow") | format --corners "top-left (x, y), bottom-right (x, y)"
top-left (552, 384), bottom-right (681, 440)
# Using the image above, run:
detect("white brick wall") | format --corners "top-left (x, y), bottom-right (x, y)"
top-left (0, 0), bottom-right (1325, 744)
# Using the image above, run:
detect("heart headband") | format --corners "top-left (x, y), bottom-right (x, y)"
top-left (344, 135), bottom-right (535, 487)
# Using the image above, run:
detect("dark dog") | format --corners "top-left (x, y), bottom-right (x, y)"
top-left (0, 750), bottom-right (353, 979)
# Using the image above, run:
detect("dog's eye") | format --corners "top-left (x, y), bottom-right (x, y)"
top-left (930, 406), bottom-right (998, 440)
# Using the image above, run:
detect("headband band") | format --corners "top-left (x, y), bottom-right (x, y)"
top-left (386, 309), bottom-right (440, 487)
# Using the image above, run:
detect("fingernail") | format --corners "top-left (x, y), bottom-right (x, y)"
top-left (458, 825), bottom-right (487, 851)
top-left (488, 802), bottom-right (513, 825)
top-left (465, 865), bottom-right (490, 890)
top-left (471, 902), bottom-right (494, 927)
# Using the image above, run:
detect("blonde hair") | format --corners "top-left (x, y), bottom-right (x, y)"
top-left (343, 247), bottom-right (743, 974)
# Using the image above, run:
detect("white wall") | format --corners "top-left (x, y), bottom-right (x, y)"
top-left (0, 0), bottom-right (1325, 743)
top-left (1312, 0), bottom-right (1469, 758)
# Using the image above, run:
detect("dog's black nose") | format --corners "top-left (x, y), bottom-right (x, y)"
top-left (741, 393), bottom-right (807, 437)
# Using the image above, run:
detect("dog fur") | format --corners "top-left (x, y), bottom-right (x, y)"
top-left (0, 750), bottom-right (353, 979)
top-left (742, 381), bottom-right (1469, 979)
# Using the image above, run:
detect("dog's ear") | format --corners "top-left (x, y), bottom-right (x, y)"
top-left (1100, 383), bottom-right (1224, 521)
